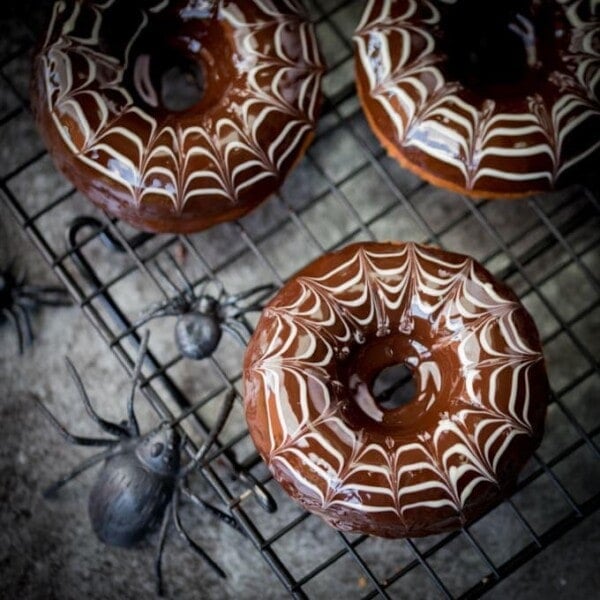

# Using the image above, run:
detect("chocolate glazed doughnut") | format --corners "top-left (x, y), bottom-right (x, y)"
top-left (243, 242), bottom-right (549, 537)
top-left (354, 0), bottom-right (600, 198)
top-left (32, 0), bottom-right (324, 233)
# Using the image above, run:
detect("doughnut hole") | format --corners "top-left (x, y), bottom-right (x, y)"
top-left (160, 61), bottom-right (205, 112)
top-left (338, 327), bottom-right (462, 441)
top-left (371, 364), bottom-right (417, 410)
top-left (128, 15), bottom-right (236, 118)
top-left (440, 0), bottom-right (566, 98)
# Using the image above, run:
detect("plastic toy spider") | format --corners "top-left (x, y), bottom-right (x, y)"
top-left (137, 257), bottom-right (275, 360)
top-left (35, 332), bottom-right (244, 595)
top-left (0, 263), bottom-right (71, 353)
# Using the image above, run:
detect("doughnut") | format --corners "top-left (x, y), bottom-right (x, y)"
top-left (32, 0), bottom-right (324, 233)
top-left (243, 242), bottom-right (549, 537)
top-left (354, 0), bottom-right (600, 198)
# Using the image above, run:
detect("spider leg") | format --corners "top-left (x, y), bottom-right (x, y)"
top-left (135, 299), bottom-right (185, 328)
top-left (165, 252), bottom-right (195, 297)
top-left (222, 320), bottom-right (251, 348)
top-left (213, 279), bottom-right (226, 304)
top-left (33, 396), bottom-right (117, 447)
top-left (178, 431), bottom-right (188, 453)
top-left (18, 285), bottom-right (72, 306)
top-left (126, 330), bottom-right (150, 437)
top-left (179, 388), bottom-right (236, 478)
top-left (154, 499), bottom-right (172, 597)
top-left (197, 277), bottom-right (212, 299)
top-left (180, 484), bottom-right (245, 535)
top-left (154, 260), bottom-right (185, 299)
top-left (221, 283), bottom-right (276, 311)
top-left (42, 444), bottom-right (124, 498)
top-left (172, 488), bottom-right (226, 579)
top-left (234, 469), bottom-right (278, 514)
top-left (64, 357), bottom-right (130, 438)
top-left (13, 302), bottom-right (34, 348)
top-left (2, 307), bottom-right (23, 354)
top-left (12, 295), bottom-right (37, 309)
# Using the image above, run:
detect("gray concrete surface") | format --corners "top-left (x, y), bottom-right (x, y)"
top-left (1, 0), bottom-right (600, 599)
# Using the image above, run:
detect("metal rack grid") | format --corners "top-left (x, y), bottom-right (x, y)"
top-left (1, 0), bottom-right (599, 598)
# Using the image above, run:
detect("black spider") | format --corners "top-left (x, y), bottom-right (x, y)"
top-left (137, 256), bottom-right (275, 360)
top-left (0, 263), bottom-right (71, 353)
top-left (35, 332), bottom-right (244, 596)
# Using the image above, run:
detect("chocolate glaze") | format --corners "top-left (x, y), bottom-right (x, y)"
top-left (243, 242), bottom-right (549, 537)
top-left (32, 0), bottom-right (324, 233)
top-left (354, 0), bottom-right (600, 198)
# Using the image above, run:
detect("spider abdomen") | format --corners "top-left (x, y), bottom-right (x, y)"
top-left (175, 312), bottom-right (222, 359)
top-left (89, 454), bottom-right (175, 547)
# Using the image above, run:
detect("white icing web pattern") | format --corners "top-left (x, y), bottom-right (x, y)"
top-left (39, 0), bottom-right (323, 213)
top-left (353, 0), bottom-right (600, 193)
top-left (244, 243), bottom-right (547, 533)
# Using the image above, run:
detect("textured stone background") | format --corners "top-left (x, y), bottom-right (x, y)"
top-left (1, 0), bottom-right (600, 599)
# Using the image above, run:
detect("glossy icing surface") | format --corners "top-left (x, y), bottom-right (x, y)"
top-left (32, 0), bottom-right (323, 232)
top-left (354, 0), bottom-right (600, 198)
top-left (244, 242), bottom-right (549, 537)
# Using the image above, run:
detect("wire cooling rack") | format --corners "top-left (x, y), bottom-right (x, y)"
top-left (1, 1), bottom-right (600, 598)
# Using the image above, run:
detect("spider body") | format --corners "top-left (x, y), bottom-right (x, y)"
top-left (36, 332), bottom-right (242, 595)
top-left (139, 258), bottom-right (275, 360)
top-left (89, 427), bottom-right (180, 547)
top-left (0, 264), bottom-right (71, 353)
top-left (175, 308), bottom-right (223, 360)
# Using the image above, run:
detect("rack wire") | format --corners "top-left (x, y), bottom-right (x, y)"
top-left (1, 1), bottom-right (599, 598)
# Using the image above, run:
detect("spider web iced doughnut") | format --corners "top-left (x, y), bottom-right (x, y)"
top-left (354, 0), bottom-right (600, 198)
top-left (243, 242), bottom-right (549, 537)
top-left (32, 0), bottom-right (324, 233)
